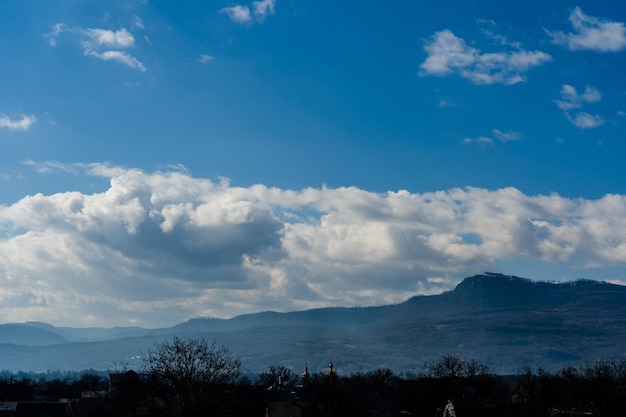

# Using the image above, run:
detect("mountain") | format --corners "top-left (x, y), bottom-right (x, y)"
top-left (0, 323), bottom-right (67, 346)
top-left (1, 273), bottom-right (625, 375)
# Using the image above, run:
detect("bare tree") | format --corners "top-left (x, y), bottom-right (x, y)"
top-left (142, 336), bottom-right (241, 387)
top-left (141, 336), bottom-right (241, 417)
top-left (259, 366), bottom-right (298, 389)
top-left (426, 354), bottom-right (490, 379)
top-left (426, 355), bottom-right (494, 411)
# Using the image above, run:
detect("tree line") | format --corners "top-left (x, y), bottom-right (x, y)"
top-left (0, 336), bottom-right (625, 416)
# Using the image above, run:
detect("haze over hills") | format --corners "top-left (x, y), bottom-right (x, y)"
top-left (1, 273), bottom-right (625, 375)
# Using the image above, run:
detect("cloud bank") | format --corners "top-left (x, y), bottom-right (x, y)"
top-left (1, 165), bottom-right (626, 327)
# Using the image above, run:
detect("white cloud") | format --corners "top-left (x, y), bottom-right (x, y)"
top-left (438, 98), bottom-right (456, 107)
top-left (45, 23), bottom-right (65, 46)
top-left (554, 84), bottom-right (604, 128)
top-left (221, 5), bottom-right (252, 24)
top-left (22, 160), bottom-right (78, 174)
top-left (420, 29), bottom-right (551, 85)
top-left (133, 16), bottom-right (145, 30)
top-left (549, 7), bottom-right (626, 52)
top-left (492, 129), bottom-right (522, 142)
top-left (0, 114), bottom-right (37, 131)
top-left (420, 30), bottom-right (476, 76)
top-left (45, 24), bottom-right (145, 72)
top-left (2, 165), bottom-right (626, 326)
top-left (555, 84), bottom-right (602, 111)
top-left (482, 31), bottom-right (522, 49)
top-left (85, 50), bottom-right (146, 72)
top-left (198, 54), bottom-right (215, 64)
top-left (566, 112), bottom-right (605, 129)
top-left (253, 0), bottom-right (276, 21)
top-left (463, 136), bottom-right (493, 145)
top-left (85, 28), bottom-right (135, 48)
top-left (221, 0), bottom-right (276, 24)
top-left (463, 129), bottom-right (522, 145)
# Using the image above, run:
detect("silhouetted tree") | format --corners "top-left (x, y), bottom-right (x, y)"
top-left (426, 354), bottom-right (490, 379)
top-left (141, 336), bottom-right (242, 417)
top-left (259, 366), bottom-right (297, 389)
top-left (425, 355), bottom-right (506, 416)
top-left (583, 358), bottom-right (626, 417)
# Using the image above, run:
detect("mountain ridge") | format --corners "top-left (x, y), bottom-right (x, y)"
top-left (1, 273), bottom-right (625, 374)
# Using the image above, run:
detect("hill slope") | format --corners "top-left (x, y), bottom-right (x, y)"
top-left (0, 323), bottom-right (67, 346)
top-left (1, 273), bottom-right (625, 374)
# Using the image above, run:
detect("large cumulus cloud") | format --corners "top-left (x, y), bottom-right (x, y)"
top-left (1, 164), bottom-right (626, 326)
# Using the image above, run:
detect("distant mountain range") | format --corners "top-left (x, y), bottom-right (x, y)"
top-left (1, 273), bottom-right (626, 375)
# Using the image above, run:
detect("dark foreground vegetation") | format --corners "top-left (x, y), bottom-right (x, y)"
top-left (0, 337), bottom-right (625, 417)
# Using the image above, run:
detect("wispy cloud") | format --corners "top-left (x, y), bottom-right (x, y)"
top-left (463, 136), bottom-right (493, 145)
top-left (45, 23), bottom-right (65, 46)
top-left (492, 129), bottom-right (522, 142)
top-left (566, 112), bottom-right (605, 129)
top-left (22, 160), bottom-right (79, 174)
top-left (0, 114), bottom-right (37, 131)
top-left (198, 54), bottom-right (215, 64)
top-left (85, 50), bottom-right (146, 72)
top-left (221, 0), bottom-right (276, 24)
top-left (132, 16), bottom-right (145, 30)
top-left (554, 84), bottom-right (602, 110)
top-left (555, 84), bottom-right (604, 129)
top-left (45, 24), bottom-right (145, 72)
top-left (420, 29), bottom-right (551, 85)
top-left (252, 0), bottom-right (276, 22)
top-left (549, 7), bottom-right (626, 52)
top-left (438, 98), bottom-right (457, 107)
top-left (463, 129), bottom-right (522, 145)
top-left (3, 164), bottom-right (623, 326)
top-left (221, 5), bottom-right (252, 24)
top-left (478, 19), bottom-right (522, 49)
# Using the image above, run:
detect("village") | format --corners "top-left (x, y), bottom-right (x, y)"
top-left (0, 352), bottom-right (623, 417)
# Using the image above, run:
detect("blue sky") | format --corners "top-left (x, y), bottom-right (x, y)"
top-left (1, 0), bottom-right (626, 327)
